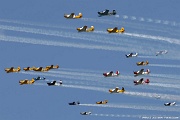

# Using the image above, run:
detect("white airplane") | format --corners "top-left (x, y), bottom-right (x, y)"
top-left (103, 70), bottom-right (120, 77)
top-left (126, 53), bottom-right (138, 58)
top-left (80, 111), bottom-right (91, 115)
top-left (164, 102), bottom-right (176, 106)
top-left (156, 50), bottom-right (168, 56)
top-left (134, 69), bottom-right (150, 77)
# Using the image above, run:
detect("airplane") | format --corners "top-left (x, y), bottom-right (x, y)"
top-left (19, 78), bottom-right (35, 85)
top-left (23, 67), bottom-right (34, 71)
top-left (98, 9), bottom-right (116, 17)
top-left (103, 70), bottom-right (120, 77)
top-left (164, 102), bottom-right (176, 106)
top-left (156, 50), bottom-right (168, 56)
top-left (64, 13), bottom-right (82, 19)
top-left (47, 80), bottom-right (62, 86)
top-left (109, 87), bottom-right (125, 93)
top-left (80, 112), bottom-right (91, 115)
top-left (96, 100), bottom-right (108, 104)
top-left (107, 27), bottom-right (125, 33)
top-left (134, 69), bottom-right (150, 77)
top-left (126, 53), bottom-right (138, 58)
top-left (136, 61), bottom-right (149, 66)
top-left (134, 78), bottom-right (150, 85)
top-left (5, 66), bottom-right (21, 73)
top-left (46, 64), bottom-right (59, 70)
top-left (77, 26), bottom-right (94, 32)
top-left (33, 67), bottom-right (50, 72)
top-left (68, 101), bottom-right (80, 105)
top-left (33, 76), bottom-right (46, 81)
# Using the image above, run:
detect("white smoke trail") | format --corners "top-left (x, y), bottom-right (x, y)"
top-left (91, 113), bottom-right (179, 119)
top-left (149, 64), bottom-right (180, 68)
top-left (61, 84), bottom-right (108, 92)
top-left (150, 73), bottom-right (180, 80)
top-left (48, 70), bottom-right (101, 78)
top-left (125, 91), bottom-right (180, 101)
top-left (123, 32), bottom-right (180, 45)
top-left (150, 83), bottom-right (180, 89)
top-left (80, 103), bottom-right (180, 112)
top-left (0, 35), bottom-right (130, 52)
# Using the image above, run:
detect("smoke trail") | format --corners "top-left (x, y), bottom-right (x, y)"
top-left (125, 91), bottom-right (180, 101)
top-left (0, 35), bottom-right (129, 52)
top-left (149, 64), bottom-right (180, 68)
top-left (80, 103), bottom-right (180, 112)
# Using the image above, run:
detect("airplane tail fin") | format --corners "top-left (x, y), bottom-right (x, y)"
top-left (78, 13), bottom-right (82, 18)
top-left (119, 27), bottom-right (125, 33)
top-left (116, 71), bottom-right (120, 75)
top-left (147, 69), bottom-right (150, 73)
top-left (145, 79), bottom-right (150, 83)
top-left (112, 10), bottom-right (116, 15)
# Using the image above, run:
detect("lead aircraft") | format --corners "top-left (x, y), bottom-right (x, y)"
top-left (98, 9), bottom-right (116, 17)
top-left (5, 67), bottom-right (21, 73)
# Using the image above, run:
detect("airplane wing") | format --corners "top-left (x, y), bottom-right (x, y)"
top-left (82, 26), bottom-right (87, 31)
top-left (111, 27), bottom-right (118, 33)
top-left (38, 67), bottom-right (43, 71)
top-left (69, 13), bottom-right (75, 18)
top-left (139, 69), bottom-right (144, 74)
top-left (9, 67), bottom-right (14, 71)
top-left (104, 9), bottom-right (109, 14)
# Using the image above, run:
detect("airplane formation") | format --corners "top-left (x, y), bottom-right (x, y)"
top-left (4, 9), bottom-right (172, 116)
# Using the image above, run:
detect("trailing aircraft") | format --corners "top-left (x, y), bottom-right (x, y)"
top-left (19, 78), bottom-right (35, 85)
top-left (107, 27), bottom-right (125, 33)
top-left (77, 26), bottom-right (94, 32)
top-left (103, 70), bottom-right (120, 77)
top-left (136, 61), bottom-right (149, 66)
top-left (134, 78), bottom-right (150, 85)
top-left (126, 53), bottom-right (138, 58)
top-left (80, 111), bottom-right (91, 115)
top-left (64, 13), bottom-right (82, 19)
top-left (96, 100), bottom-right (108, 104)
top-left (134, 69), bottom-right (150, 77)
top-left (109, 87), bottom-right (125, 93)
top-left (156, 50), bottom-right (168, 56)
top-left (46, 65), bottom-right (59, 70)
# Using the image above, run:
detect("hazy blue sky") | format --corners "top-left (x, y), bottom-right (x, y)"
top-left (0, 0), bottom-right (180, 120)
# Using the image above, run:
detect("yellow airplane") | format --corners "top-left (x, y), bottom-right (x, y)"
top-left (19, 78), bottom-right (35, 85)
top-left (136, 61), bottom-right (149, 66)
top-left (109, 87), bottom-right (125, 93)
top-left (96, 100), bottom-right (108, 104)
top-left (23, 67), bottom-right (34, 71)
top-left (77, 26), bottom-right (94, 32)
top-left (5, 67), bottom-right (21, 73)
top-left (33, 67), bottom-right (50, 72)
top-left (46, 65), bottom-right (59, 70)
top-left (64, 13), bottom-right (82, 19)
top-left (107, 27), bottom-right (125, 33)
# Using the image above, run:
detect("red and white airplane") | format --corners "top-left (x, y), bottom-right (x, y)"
top-left (134, 69), bottom-right (150, 77)
top-left (134, 78), bottom-right (150, 85)
top-left (103, 70), bottom-right (120, 77)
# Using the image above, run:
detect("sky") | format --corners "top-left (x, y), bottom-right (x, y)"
top-left (0, 0), bottom-right (180, 120)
